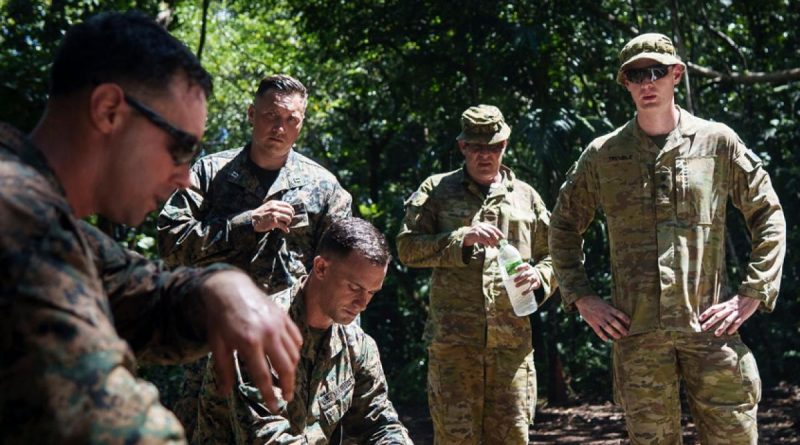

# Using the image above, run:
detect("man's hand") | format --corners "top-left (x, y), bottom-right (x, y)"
top-left (512, 263), bottom-right (541, 293)
top-left (575, 295), bottom-right (631, 342)
top-left (463, 222), bottom-right (504, 247)
top-left (700, 294), bottom-right (761, 336)
top-left (200, 270), bottom-right (302, 412)
top-left (252, 200), bottom-right (295, 233)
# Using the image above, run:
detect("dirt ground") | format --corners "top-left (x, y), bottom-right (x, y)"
top-left (397, 382), bottom-right (800, 444)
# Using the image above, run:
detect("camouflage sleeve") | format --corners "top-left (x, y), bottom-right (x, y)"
top-left (313, 180), bottom-right (353, 249)
top-left (530, 191), bottom-right (558, 301)
top-left (80, 222), bottom-right (236, 364)
top-left (548, 149), bottom-right (600, 309)
top-left (396, 180), bottom-right (470, 269)
top-left (342, 333), bottom-right (413, 444)
top-left (1, 194), bottom-right (186, 443)
top-left (728, 141), bottom-right (786, 311)
top-left (156, 164), bottom-right (258, 268)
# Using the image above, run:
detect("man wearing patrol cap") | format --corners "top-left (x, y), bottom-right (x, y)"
top-left (549, 33), bottom-right (785, 443)
top-left (397, 104), bottom-right (557, 444)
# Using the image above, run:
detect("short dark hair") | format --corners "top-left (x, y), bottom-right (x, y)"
top-left (255, 74), bottom-right (307, 101)
top-left (318, 218), bottom-right (390, 266)
top-left (49, 11), bottom-right (212, 97)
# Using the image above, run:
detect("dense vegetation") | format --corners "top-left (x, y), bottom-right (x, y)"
top-left (2, 0), bottom-right (798, 408)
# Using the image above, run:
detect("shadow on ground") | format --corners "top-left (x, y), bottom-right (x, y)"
top-left (397, 382), bottom-right (799, 444)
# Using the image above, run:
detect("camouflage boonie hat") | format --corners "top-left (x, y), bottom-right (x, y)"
top-left (456, 104), bottom-right (511, 144)
top-left (616, 33), bottom-right (686, 85)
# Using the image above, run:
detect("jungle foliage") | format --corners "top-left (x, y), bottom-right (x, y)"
top-left (2, 0), bottom-right (798, 408)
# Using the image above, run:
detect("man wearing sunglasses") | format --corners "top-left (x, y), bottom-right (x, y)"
top-left (549, 33), bottom-right (785, 444)
top-left (397, 105), bottom-right (556, 444)
top-left (0, 11), bottom-right (303, 444)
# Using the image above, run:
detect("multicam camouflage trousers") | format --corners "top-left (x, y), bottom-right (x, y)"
top-left (427, 344), bottom-right (536, 445)
top-left (613, 330), bottom-right (760, 445)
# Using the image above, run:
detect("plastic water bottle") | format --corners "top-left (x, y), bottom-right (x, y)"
top-left (497, 239), bottom-right (538, 316)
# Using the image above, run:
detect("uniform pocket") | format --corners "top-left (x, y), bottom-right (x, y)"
top-left (318, 377), bottom-right (355, 426)
top-left (597, 160), bottom-right (643, 219)
top-left (505, 207), bottom-right (535, 259)
top-left (675, 156), bottom-right (716, 225)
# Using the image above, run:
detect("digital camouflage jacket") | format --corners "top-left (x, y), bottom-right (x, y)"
top-left (0, 122), bottom-right (230, 444)
top-left (157, 145), bottom-right (352, 291)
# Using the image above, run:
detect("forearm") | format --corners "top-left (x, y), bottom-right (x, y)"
top-left (396, 227), bottom-right (470, 268)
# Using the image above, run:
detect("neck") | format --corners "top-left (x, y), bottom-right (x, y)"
top-left (467, 170), bottom-right (502, 187)
top-left (30, 104), bottom-right (102, 218)
top-left (249, 143), bottom-right (290, 170)
top-left (636, 103), bottom-right (680, 136)
top-left (303, 276), bottom-right (333, 330)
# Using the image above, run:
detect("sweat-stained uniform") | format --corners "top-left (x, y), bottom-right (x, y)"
top-left (397, 165), bottom-right (556, 445)
top-left (156, 144), bottom-right (352, 434)
top-left (0, 122), bottom-right (233, 444)
top-left (193, 278), bottom-right (413, 444)
top-left (549, 108), bottom-right (785, 444)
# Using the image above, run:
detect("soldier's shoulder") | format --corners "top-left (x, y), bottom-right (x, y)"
top-left (290, 150), bottom-right (337, 178)
top-left (195, 147), bottom-right (242, 168)
top-left (0, 157), bottom-right (69, 236)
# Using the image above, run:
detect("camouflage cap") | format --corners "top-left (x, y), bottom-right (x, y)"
top-left (456, 104), bottom-right (511, 144)
top-left (616, 33), bottom-right (686, 85)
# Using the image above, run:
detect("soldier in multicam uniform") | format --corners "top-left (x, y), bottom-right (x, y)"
top-left (0, 11), bottom-right (302, 444)
top-left (396, 105), bottom-right (557, 444)
top-left (193, 217), bottom-right (413, 444)
top-left (549, 33), bottom-right (786, 444)
top-left (156, 74), bottom-right (352, 434)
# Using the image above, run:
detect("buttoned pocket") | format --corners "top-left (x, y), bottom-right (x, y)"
top-left (675, 156), bottom-right (716, 225)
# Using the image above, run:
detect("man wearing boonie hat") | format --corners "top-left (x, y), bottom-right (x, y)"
top-left (397, 105), bottom-right (557, 444)
top-left (549, 33), bottom-right (785, 444)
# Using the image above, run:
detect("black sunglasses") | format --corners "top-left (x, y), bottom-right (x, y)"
top-left (464, 142), bottom-right (504, 154)
top-left (123, 93), bottom-right (200, 165)
top-left (624, 64), bottom-right (672, 84)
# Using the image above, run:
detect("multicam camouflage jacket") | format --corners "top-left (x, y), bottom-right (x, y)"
top-left (0, 122), bottom-right (230, 444)
top-left (157, 145), bottom-right (352, 291)
top-left (194, 278), bottom-right (413, 444)
top-left (549, 108), bottom-right (786, 335)
top-left (396, 166), bottom-right (556, 350)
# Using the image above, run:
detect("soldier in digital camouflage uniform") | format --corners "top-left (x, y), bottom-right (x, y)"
top-left (397, 105), bottom-right (556, 444)
top-left (193, 217), bottom-right (412, 444)
top-left (0, 11), bottom-right (302, 444)
top-left (156, 74), bottom-right (351, 434)
top-left (548, 33), bottom-right (786, 444)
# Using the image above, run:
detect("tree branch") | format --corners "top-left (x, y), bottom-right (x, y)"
top-left (688, 62), bottom-right (800, 84)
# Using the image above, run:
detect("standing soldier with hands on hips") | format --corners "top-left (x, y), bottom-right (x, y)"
top-left (397, 104), bottom-right (556, 445)
top-left (549, 33), bottom-right (786, 444)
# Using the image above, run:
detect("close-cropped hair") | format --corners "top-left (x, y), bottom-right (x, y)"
top-left (49, 10), bottom-right (212, 97)
top-left (255, 74), bottom-right (307, 101)
top-left (318, 217), bottom-right (391, 266)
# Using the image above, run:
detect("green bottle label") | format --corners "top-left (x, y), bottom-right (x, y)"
top-left (505, 259), bottom-right (523, 275)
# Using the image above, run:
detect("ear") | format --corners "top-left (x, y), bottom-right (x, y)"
top-left (312, 255), bottom-right (328, 280)
top-left (673, 65), bottom-right (685, 85)
top-left (457, 140), bottom-right (467, 156)
top-left (247, 103), bottom-right (255, 126)
top-left (89, 83), bottom-right (125, 135)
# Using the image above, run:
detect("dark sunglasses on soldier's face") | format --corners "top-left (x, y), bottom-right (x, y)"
top-left (463, 142), bottom-right (504, 154)
top-left (624, 64), bottom-right (672, 84)
top-left (123, 93), bottom-right (200, 165)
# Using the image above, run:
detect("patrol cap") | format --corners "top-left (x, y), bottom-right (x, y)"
top-left (456, 104), bottom-right (511, 144)
top-left (616, 33), bottom-right (686, 85)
